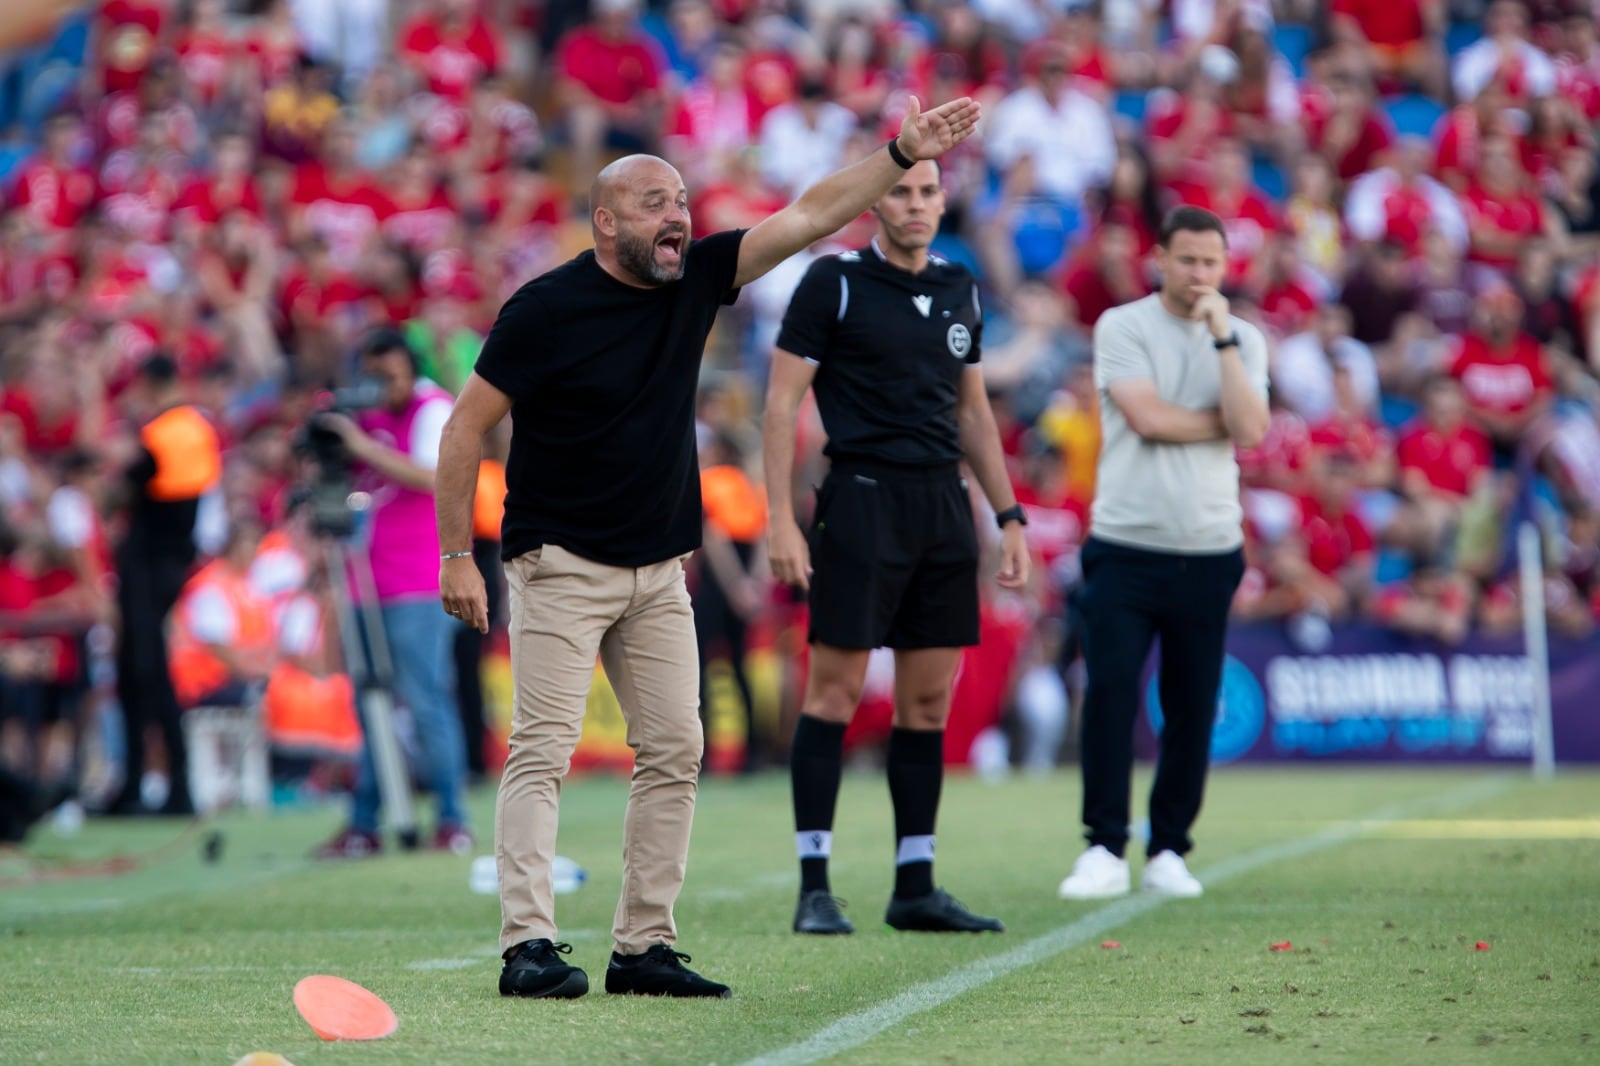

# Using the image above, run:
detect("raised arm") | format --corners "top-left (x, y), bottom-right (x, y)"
top-left (436, 372), bottom-right (513, 633)
top-left (733, 96), bottom-right (980, 289)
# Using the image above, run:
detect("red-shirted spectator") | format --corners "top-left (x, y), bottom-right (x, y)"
top-left (1460, 135), bottom-right (1550, 272)
top-left (1238, 406), bottom-right (1314, 493)
top-left (1309, 367), bottom-right (1395, 490)
top-left (555, 0), bottom-right (665, 195)
top-left (1146, 66), bottom-right (1237, 184)
top-left (1433, 78), bottom-right (1521, 192)
top-left (1219, 26), bottom-right (1302, 154)
top-left (1448, 284), bottom-right (1554, 451)
top-left (8, 115), bottom-right (97, 245)
top-left (1271, 452), bottom-right (1375, 620)
top-left (1253, 240), bottom-right (1320, 339)
top-left (1305, 73), bottom-right (1395, 185)
top-left (399, 0), bottom-right (503, 103)
top-left (1085, 145), bottom-right (1162, 260)
top-left (665, 39), bottom-right (757, 183)
top-left (1521, 95), bottom-right (1593, 189)
top-left (1372, 562), bottom-right (1472, 642)
top-left (175, 0), bottom-right (237, 108)
top-left (1453, 0), bottom-right (1558, 109)
top-left (96, 0), bottom-right (169, 97)
top-left (382, 148), bottom-right (458, 256)
top-left (1167, 139), bottom-right (1279, 283)
top-left (1330, 0), bottom-right (1448, 97)
top-left (243, 0), bottom-right (304, 89)
top-left (1058, 221), bottom-right (1148, 330)
top-left (1397, 374), bottom-right (1493, 501)
top-left (908, 3), bottom-right (1008, 107)
top-left (1344, 136), bottom-right (1468, 257)
top-left (290, 119), bottom-right (395, 274)
top-left (171, 132), bottom-right (262, 244)
top-left (1555, 11), bottom-right (1600, 122)
top-left (97, 113), bottom-right (183, 244)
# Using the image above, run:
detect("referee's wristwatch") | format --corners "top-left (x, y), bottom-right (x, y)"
top-left (995, 504), bottom-right (1027, 530)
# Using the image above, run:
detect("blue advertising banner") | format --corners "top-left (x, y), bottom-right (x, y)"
top-left (1139, 624), bottom-right (1600, 764)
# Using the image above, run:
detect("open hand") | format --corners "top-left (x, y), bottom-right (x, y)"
top-left (896, 95), bottom-right (982, 162)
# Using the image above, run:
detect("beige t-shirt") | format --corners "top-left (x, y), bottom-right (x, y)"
top-left (1090, 293), bottom-right (1269, 553)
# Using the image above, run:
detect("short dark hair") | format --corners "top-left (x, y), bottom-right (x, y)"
top-left (362, 326), bottom-right (419, 372)
top-left (1158, 205), bottom-right (1227, 248)
top-left (137, 353), bottom-right (179, 386)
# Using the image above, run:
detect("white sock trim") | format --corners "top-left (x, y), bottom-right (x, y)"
top-left (896, 835), bottom-right (935, 866)
top-left (796, 830), bottom-right (833, 860)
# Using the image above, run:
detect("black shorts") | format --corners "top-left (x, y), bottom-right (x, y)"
top-left (807, 460), bottom-right (980, 650)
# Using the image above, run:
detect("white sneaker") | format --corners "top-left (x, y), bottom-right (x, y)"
top-left (1142, 850), bottom-right (1203, 897)
top-left (1057, 845), bottom-right (1131, 900)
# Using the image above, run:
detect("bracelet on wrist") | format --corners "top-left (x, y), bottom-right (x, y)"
top-left (440, 551), bottom-right (473, 561)
top-left (886, 137), bottom-right (915, 169)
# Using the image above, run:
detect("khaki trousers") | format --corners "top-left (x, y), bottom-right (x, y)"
top-left (496, 543), bottom-right (704, 956)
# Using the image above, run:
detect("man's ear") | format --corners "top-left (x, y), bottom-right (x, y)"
top-left (595, 207), bottom-right (617, 237)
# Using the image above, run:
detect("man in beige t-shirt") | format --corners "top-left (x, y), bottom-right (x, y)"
top-left (1058, 206), bottom-right (1270, 902)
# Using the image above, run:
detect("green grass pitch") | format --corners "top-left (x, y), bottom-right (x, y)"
top-left (2, 767), bottom-right (1596, 1064)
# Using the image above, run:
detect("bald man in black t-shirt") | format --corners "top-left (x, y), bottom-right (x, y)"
top-left (433, 98), bottom-right (982, 1001)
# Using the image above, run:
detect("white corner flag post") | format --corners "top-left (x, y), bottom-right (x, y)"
top-left (1516, 521), bottom-right (1556, 779)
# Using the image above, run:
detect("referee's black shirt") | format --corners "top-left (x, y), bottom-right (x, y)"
top-left (473, 229), bottom-right (744, 568)
top-left (776, 239), bottom-right (983, 468)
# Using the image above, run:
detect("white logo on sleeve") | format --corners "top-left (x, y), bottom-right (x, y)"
top-left (946, 323), bottom-right (972, 358)
top-left (912, 294), bottom-right (933, 318)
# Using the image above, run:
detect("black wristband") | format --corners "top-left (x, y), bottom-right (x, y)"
top-left (995, 504), bottom-right (1027, 529)
top-left (1213, 332), bottom-right (1241, 351)
top-left (886, 137), bottom-right (915, 169)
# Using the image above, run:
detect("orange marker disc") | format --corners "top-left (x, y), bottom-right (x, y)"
top-left (292, 975), bottom-right (398, 1041)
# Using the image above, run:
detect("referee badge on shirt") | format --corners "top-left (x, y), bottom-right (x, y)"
top-left (946, 323), bottom-right (972, 359)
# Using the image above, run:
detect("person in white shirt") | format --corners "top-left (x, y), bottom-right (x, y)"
top-left (1058, 206), bottom-right (1269, 903)
top-left (984, 42), bottom-right (1116, 210)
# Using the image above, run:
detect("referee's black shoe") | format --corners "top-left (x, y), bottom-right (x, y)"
top-left (499, 939), bottom-right (589, 998)
top-left (794, 890), bottom-right (855, 935)
top-left (885, 889), bottom-right (1005, 933)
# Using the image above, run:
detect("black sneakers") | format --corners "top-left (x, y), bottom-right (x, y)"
top-left (793, 890), bottom-right (855, 935)
top-left (885, 888), bottom-right (1005, 933)
top-left (604, 945), bottom-right (731, 998)
top-left (499, 939), bottom-right (589, 999)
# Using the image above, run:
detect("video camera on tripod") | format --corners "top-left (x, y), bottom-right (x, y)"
top-left (289, 373), bottom-right (424, 851)
top-left (292, 377), bottom-right (387, 538)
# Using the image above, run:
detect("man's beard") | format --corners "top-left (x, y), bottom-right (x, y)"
top-left (617, 227), bottom-right (685, 285)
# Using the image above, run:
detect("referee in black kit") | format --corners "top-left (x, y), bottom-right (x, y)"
top-left (1057, 205), bottom-right (1269, 902)
top-left (764, 158), bottom-right (1029, 936)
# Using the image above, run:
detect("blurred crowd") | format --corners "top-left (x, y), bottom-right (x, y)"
top-left (3, 0), bottom-right (1600, 806)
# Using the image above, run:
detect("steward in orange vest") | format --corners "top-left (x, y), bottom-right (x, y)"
top-left (107, 354), bottom-right (222, 817)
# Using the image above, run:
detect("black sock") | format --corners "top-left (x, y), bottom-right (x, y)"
top-left (887, 727), bottom-right (943, 899)
top-left (791, 715), bottom-right (846, 893)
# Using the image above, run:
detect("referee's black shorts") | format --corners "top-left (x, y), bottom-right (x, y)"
top-left (806, 458), bottom-right (980, 651)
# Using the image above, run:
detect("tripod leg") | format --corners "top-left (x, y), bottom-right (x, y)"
top-left (323, 539), bottom-right (419, 849)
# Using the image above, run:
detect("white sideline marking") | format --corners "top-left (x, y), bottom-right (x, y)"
top-left (698, 871), bottom-right (796, 902)
top-left (742, 777), bottom-right (1515, 1066)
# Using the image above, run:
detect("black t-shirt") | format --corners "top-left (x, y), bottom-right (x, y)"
top-left (117, 447), bottom-right (199, 564)
top-left (776, 241), bottom-right (982, 467)
top-left (474, 229), bottom-right (744, 567)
